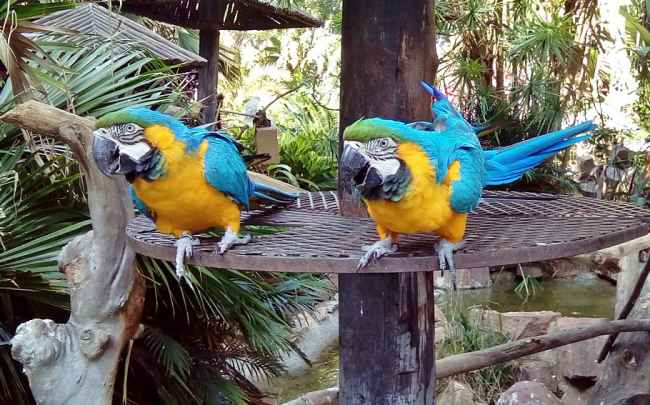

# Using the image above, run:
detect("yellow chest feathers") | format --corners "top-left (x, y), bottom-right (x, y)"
top-left (364, 142), bottom-right (463, 238)
top-left (132, 125), bottom-right (240, 236)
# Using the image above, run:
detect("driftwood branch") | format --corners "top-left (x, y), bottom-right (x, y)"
top-left (2, 101), bottom-right (145, 405)
top-left (436, 319), bottom-right (650, 379)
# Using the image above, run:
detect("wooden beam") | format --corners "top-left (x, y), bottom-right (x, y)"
top-left (198, 29), bottom-right (220, 127)
top-left (338, 0), bottom-right (435, 404)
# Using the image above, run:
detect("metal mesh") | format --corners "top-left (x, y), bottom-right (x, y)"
top-left (127, 191), bottom-right (650, 273)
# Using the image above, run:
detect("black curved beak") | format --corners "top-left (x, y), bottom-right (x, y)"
top-left (341, 141), bottom-right (370, 185)
top-left (92, 131), bottom-right (119, 177)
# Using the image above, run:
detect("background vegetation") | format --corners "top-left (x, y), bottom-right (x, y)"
top-left (0, 0), bottom-right (648, 404)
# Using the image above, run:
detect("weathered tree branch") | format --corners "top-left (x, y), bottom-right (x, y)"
top-left (2, 100), bottom-right (145, 405)
top-left (436, 319), bottom-right (650, 379)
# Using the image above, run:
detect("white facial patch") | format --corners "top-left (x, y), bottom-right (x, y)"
top-left (370, 157), bottom-right (401, 178)
top-left (119, 142), bottom-right (152, 161)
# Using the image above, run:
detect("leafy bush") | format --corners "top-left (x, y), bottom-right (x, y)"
top-left (274, 96), bottom-right (338, 190)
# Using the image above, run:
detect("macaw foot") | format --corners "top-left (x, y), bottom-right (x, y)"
top-left (435, 239), bottom-right (465, 290)
top-left (217, 228), bottom-right (251, 255)
top-left (357, 238), bottom-right (398, 270)
top-left (175, 233), bottom-right (199, 281)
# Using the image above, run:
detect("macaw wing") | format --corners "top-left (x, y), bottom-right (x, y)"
top-left (447, 143), bottom-right (485, 213)
top-left (203, 132), bottom-right (253, 209)
top-left (420, 134), bottom-right (485, 213)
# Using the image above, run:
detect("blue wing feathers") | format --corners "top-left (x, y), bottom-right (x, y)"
top-left (203, 134), bottom-right (253, 209)
top-left (483, 121), bottom-right (595, 186)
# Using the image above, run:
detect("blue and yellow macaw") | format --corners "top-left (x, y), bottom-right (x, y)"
top-left (91, 108), bottom-right (296, 280)
top-left (341, 82), bottom-right (596, 285)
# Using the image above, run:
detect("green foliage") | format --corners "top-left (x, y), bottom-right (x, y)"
top-left (437, 300), bottom-right (517, 403)
top-left (126, 255), bottom-right (334, 404)
top-left (273, 96), bottom-right (338, 190)
top-left (436, 0), bottom-right (605, 131)
top-left (0, 148), bottom-right (91, 404)
top-left (636, 84), bottom-right (650, 131)
top-left (514, 266), bottom-right (542, 302)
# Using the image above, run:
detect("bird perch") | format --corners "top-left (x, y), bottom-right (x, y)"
top-left (1, 101), bottom-right (145, 405)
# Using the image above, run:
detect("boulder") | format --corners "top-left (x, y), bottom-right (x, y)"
top-left (518, 357), bottom-right (560, 394)
top-left (437, 380), bottom-right (476, 405)
top-left (559, 384), bottom-right (593, 405)
top-left (496, 381), bottom-right (563, 405)
top-left (469, 309), bottom-right (561, 339)
top-left (435, 267), bottom-right (492, 289)
top-left (519, 264), bottom-right (544, 279)
top-left (490, 268), bottom-right (517, 291)
top-left (547, 317), bottom-right (607, 388)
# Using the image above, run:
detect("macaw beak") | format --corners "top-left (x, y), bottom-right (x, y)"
top-left (92, 129), bottom-right (120, 177)
top-left (419, 80), bottom-right (447, 101)
top-left (341, 141), bottom-right (370, 185)
top-left (341, 141), bottom-right (385, 198)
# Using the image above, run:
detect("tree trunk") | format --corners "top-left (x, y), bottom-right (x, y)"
top-left (198, 29), bottom-right (220, 127)
top-left (2, 101), bottom-right (145, 405)
top-left (338, 1), bottom-right (436, 404)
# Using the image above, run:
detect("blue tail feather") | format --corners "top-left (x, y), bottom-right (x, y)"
top-left (484, 121), bottom-right (596, 186)
top-left (252, 181), bottom-right (298, 205)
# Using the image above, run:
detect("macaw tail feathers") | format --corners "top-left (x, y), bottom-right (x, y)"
top-left (483, 121), bottom-right (596, 186)
top-left (249, 173), bottom-right (299, 205)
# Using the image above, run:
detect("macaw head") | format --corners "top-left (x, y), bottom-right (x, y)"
top-left (92, 108), bottom-right (185, 181)
top-left (341, 118), bottom-right (412, 200)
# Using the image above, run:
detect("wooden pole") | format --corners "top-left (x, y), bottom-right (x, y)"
top-left (338, 1), bottom-right (435, 404)
top-left (198, 29), bottom-right (220, 127)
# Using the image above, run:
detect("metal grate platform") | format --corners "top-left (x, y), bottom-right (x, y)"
top-left (126, 191), bottom-right (650, 273)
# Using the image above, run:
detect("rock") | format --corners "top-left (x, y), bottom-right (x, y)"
top-left (435, 267), bottom-right (492, 289)
top-left (437, 380), bottom-right (477, 405)
top-left (491, 268), bottom-right (518, 291)
top-left (496, 381), bottom-right (563, 405)
top-left (559, 383), bottom-right (593, 405)
top-left (469, 309), bottom-right (561, 339)
top-left (519, 264), bottom-right (544, 279)
top-left (282, 387), bottom-right (339, 405)
top-left (544, 259), bottom-right (593, 279)
top-left (547, 317), bottom-right (607, 388)
top-left (518, 358), bottom-right (560, 394)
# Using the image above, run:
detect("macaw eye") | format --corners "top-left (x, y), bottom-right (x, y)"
top-left (125, 124), bottom-right (136, 133)
top-left (379, 139), bottom-right (390, 148)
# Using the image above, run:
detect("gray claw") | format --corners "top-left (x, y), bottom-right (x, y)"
top-left (175, 234), bottom-right (199, 281)
top-left (217, 228), bottom-right (251, 255)
top-left (357, 238), bottom-right (398, 271)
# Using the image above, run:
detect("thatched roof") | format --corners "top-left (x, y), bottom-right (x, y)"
top-left (120, 0), bottom-right (322, 30)
top-left (36, 3), bottom-right (206, 66)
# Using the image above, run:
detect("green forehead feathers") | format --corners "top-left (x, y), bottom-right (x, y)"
top-left (343, 118), bottom-right (411, 143)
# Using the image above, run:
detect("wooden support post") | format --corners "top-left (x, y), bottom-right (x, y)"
top-left (198, 29), bottom-right (220, 127)
top-left (338, 1), bottom-right (435, 404)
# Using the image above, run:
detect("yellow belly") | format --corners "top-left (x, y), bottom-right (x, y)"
top-left (133, 128), bottom-right (241, 237)
top-left (364, 142), bottom-right (467, 243)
